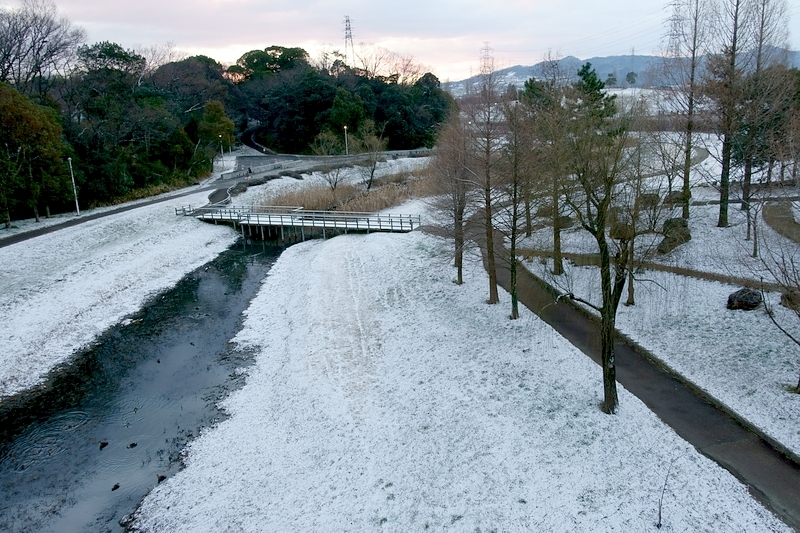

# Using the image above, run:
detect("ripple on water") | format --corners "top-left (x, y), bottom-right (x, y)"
top-left (115, 395), bottom-right (174, 428)
top-left (2, 410), bottom-right (90, 472)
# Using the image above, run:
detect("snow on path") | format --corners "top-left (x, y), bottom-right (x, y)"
top-left (132, 229), bottom-right (787, 532)
top-left (0, 190), bottom-right (238, 399)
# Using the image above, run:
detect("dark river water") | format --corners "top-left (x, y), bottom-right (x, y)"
top-left (0, 242), bottom-right (282, 532)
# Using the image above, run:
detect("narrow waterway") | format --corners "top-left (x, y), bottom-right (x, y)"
top-left (0, 242), bottom-right (282, 533)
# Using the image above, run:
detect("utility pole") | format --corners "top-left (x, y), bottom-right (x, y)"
top-left (67, 157), bottom-right (79, 216)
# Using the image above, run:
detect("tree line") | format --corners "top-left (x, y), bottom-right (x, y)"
top-left (431, 0), bottom-right (799, 413)
top-left (0, 0), bottom-right (452, 225)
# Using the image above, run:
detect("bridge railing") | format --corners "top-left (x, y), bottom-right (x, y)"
top-left (242, 210), bottom-right (420, 231)
top-left (178, 203), bottom-right (420, 232)
top-left (176, 205), bottom-right (253, 217)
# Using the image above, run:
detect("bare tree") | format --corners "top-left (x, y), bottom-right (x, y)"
top-left (495, 97), bottom-right (534, 318)
top-left (757, 212), bottom-right (800, 391)
top-left (429, 112), bottom-right (473, 285)
top-left (0, 0), bottom-right (85, 98)
top-left (136, 42), bottom-right (186, 78)
top-left (354, 43), bottom-right (395, 80)
top-left (462, 45), bottom-right (504, 304)
top-left (662, 0), bottom-right (712, 219)
top-left (704, 0), bottom-right (754, 227)
top-left (522, 54), bottom-right (572, 275)
top-left (354, 120), bottom-right (387, 190)
top-left (313, 131), bottom-right (347, 198)
top-left (391, 53), bottom-right (425, 86)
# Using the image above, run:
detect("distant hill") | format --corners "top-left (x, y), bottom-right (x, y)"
top-left (445, 49), bottom-right (800, 96)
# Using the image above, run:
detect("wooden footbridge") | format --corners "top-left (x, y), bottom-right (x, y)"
top-left (176, 204), bottom-right (421, 242)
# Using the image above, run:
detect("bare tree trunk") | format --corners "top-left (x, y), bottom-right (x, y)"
top-left (484, 184), bottom-right (499, 304)
top-left (598, 236), bottom-right (623, 414)
top-left (524, 196), bottom-right (532, 237)
top-left (719, 134), bottom-right (732, 227)
top-left (742, 158), bottom-right (752, 211)
top-left (752, 206), bottom-right (759, 258)
top-left (552, 177), bottom-right (564, 275)
top-left (625, 239), bottom-right (636, 306)
top-left (510, 229), bottom-right (519, 319)
top-left (455, 207), bottom-right (465, 285)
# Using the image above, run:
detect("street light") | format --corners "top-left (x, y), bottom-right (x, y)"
top-left (344, 125), bottom-right (348, 155)
top-left (218, 134), bottom-right (224, 170)
top-left (67, 157), bottom-right (79, 216)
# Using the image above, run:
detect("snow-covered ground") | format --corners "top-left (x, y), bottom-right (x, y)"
top-left (518, 134), bottom-right (800, 457)
top-left (2, 152), bottom-right (797, 530)
top-left (529, 200), bottom-right (800, 458)
top-left (131, 201), bottom-right (788, 531)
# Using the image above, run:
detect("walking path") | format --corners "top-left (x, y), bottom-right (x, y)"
top-left (475, 201), bottom-right (800, 531)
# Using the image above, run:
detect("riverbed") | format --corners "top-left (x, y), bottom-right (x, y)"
top-left (0, 242), bottom-right (281, 533)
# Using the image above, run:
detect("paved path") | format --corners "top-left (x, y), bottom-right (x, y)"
top-left (477, 231), bottom-right (800, 531)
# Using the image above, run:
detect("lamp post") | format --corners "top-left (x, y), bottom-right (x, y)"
top-left (67, 157), bottom-right (79, 216)
top-left (344, 125), bottom-right (348, 155)
top-left (218, 134), bottom-right (224, 170)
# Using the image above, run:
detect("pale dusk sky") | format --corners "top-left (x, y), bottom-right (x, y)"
top-left (6, 0), bottom-right (800, 81)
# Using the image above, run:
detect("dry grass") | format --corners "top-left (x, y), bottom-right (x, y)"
top-left (259, 183), bottom-right (362, 211)
top-left (339, 183), bottom-right (412, 212)
top-left (258, 167), bottom-right (430, 213)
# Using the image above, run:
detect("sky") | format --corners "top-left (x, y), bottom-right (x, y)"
top-left (8, 0), bottom-right (800, 82)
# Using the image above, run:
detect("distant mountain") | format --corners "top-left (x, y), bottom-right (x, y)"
top-left (444, 50), bottom-right (800, 97)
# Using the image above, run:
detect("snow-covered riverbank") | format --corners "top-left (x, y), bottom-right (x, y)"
top-left (131, 205), bottom-right (788, 532)
top-left (0, 189), bottom-right (238, 399)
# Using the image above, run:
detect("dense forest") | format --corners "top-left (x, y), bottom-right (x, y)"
top-left (0, 1), bottom-right (452, 224)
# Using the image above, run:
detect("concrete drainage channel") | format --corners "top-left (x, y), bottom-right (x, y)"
top-left (0, 242), bottom-right (282, 533)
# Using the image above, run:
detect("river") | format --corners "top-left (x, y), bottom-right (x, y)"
top-left (0, 242), bottom-right (281, 532)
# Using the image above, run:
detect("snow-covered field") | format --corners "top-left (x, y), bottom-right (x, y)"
top-left (131, 203), bottom-right (788, 531)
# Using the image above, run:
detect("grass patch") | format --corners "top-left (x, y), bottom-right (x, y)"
top-left (259, 166), bottom-right (424, 213)
top-left (104, 176), bottom-right (200, 206)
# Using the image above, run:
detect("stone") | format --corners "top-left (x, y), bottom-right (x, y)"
top-left (657, 217), bottom-right (691, 254)
top-left (665, 190), bottom-right (685, 205)
top-left (606, 206), bottom-right (623, 227)
top-left (610, 221), bottom-right (634, 240)
top-left (637, 193), bottom-right (660, 210)
top-left (536, 204), bottom-right (554, 218)
top-left (727, 288), bottom-right (763, 310)
top-left (781, 288), bottom-right (800, 312)
top-left (555, 215), bottom-right (574, 229)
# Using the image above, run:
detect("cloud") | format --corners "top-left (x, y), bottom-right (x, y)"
top-left (4, 0), bottom-right (798, 81)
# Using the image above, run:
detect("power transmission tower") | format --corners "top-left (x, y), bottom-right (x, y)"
top-left (343, 16), bottom-right (355, 66)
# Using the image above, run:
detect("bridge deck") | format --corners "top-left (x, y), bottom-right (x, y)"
top-left (176, 205), bottom-right (420, 234)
